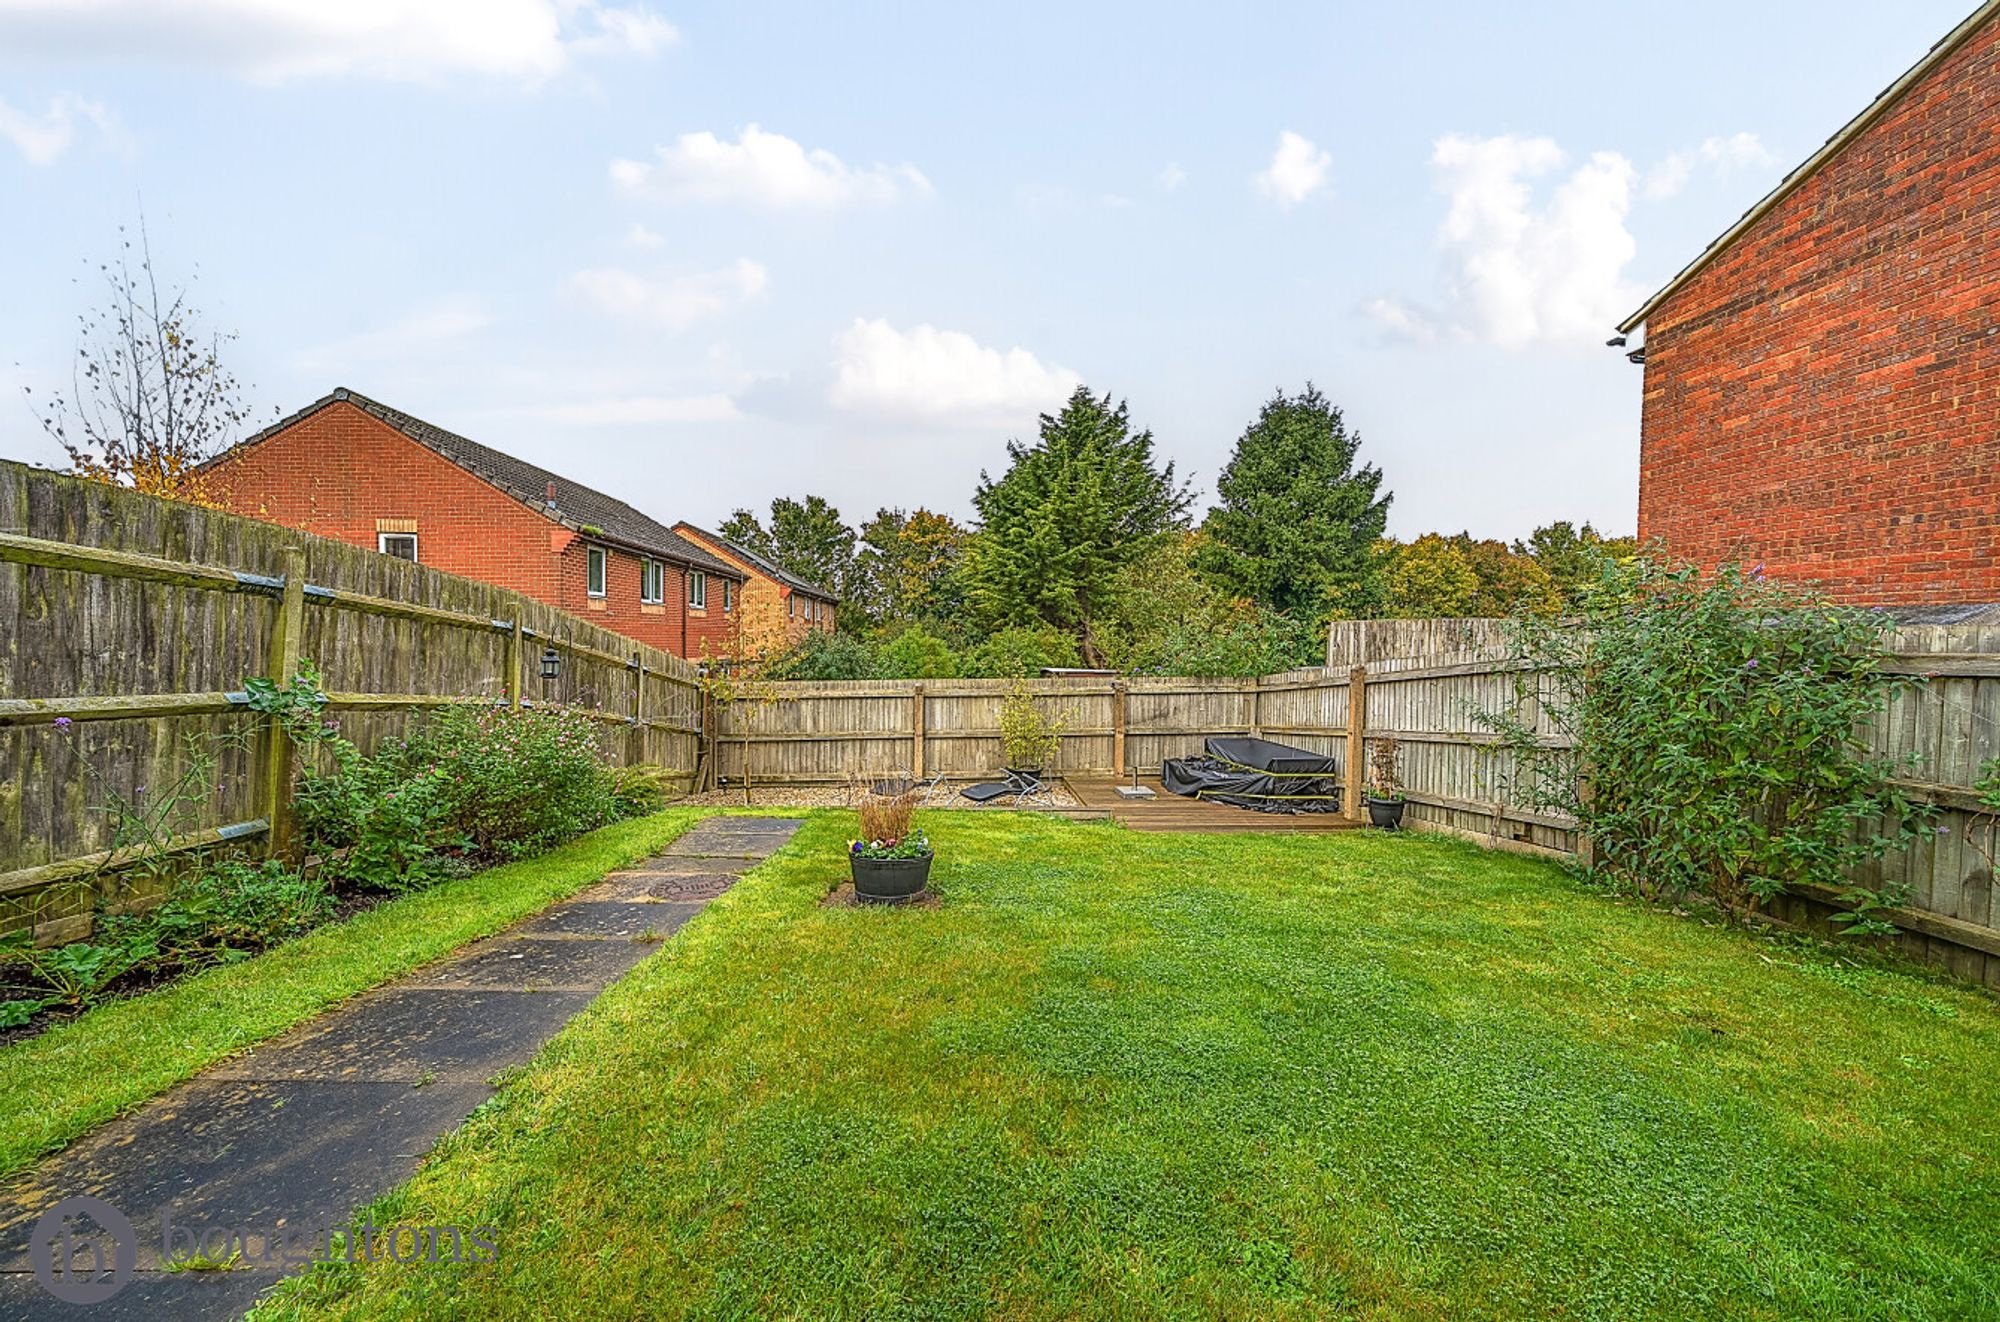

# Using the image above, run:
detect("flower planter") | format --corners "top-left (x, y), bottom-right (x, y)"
top-left (850, 852), bottom-right (934, 904)
top-left (1365, 796), bottom-right (1407, 830)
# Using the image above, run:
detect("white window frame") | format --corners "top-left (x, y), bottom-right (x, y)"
top-left (377, 532), bottom-right (418, 563)
top-left (587, 546), bottom-right (607, 598)
top-left (689, 569), bottom-right (707, 609)
top-left (722, 580), bottom-right (734, 612)
top-left (640, 559), bottom-right (664, 604)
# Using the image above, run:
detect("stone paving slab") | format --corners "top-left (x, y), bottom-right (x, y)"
top-left (0, 1078), bottom-right (492, 1271)
top-left (593, 870), bottom-right (743, 903)
top-left (401, 933), bottom-right (655, 991)
top-left (0, 816), bottom-right (803, 1319)
top-left (515, 900), bottom-right (702, 939)
top-left (0, 1265), bottom-right (276, 1321)
top-left (207, 988), bottom-right (595, 1086)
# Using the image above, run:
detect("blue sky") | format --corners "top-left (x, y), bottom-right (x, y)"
top-left (0, 1), bottom-right (1977, 540)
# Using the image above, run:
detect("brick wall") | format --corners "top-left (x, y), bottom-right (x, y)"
top-left (207, 400), bottom-right (738, 658)
top-left (1637, 14), bottom-right (2000, 606)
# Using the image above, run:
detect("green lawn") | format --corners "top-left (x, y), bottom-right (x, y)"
top-left (0, 808), bottom-right (714, 1179)
top-left (258, 812), bottom-right (1999, 1320)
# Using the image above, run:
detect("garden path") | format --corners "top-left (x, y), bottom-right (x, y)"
top-left (0, 816), bottom-right (803, 1320)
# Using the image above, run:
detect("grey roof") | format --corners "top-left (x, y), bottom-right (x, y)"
top-left (1887, 601), bottom-right (2000, 627)
top-left (226, 388), bottom-right (739, 577)
top-left (673, 522), bottom-right (835, 600)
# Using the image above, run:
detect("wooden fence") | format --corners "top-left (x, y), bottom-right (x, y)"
top-left (718, 621), bottom-right (1999, 988)
top-left (0, 461), bottom-right (700, 942)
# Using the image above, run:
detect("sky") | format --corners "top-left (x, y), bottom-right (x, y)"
top-left (0, 0), bottom-right (1979, 542)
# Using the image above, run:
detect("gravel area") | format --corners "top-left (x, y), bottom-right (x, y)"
top-left (674, 781), bottom-right (1081, 811)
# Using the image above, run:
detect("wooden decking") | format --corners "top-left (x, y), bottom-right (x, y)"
top-left (1063, 775), bottom-right (1363, 833)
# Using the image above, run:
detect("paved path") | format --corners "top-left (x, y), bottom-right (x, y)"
top-left (0, 817), bottom-right (803, 1320)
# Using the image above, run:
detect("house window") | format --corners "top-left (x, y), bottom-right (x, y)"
top-left (787, 596), bottom-right (795, 618)
top-left (689, 569), bottom-right (707, 609)
top-left (722, 580), bottom-right (734, 612)
top-left (641, 559), bottom-right (664, 604)
top-left (377, 533), bottom-right (418, 563)
top-left (587, 546), bottom-right (607, 598)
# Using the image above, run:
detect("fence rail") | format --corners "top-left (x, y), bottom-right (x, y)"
top-left (0, 461), bottom-right (701, 943)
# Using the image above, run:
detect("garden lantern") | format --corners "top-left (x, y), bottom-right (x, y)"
top-left (540, 646), bottom-right (561, 681)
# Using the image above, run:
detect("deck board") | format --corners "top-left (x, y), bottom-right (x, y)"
top-left (1063, 776), bottom-right (1362, 833)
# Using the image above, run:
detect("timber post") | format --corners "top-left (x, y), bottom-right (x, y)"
top-left (263, 546), bottom-right (308, 861)
top-left (1113, 680), bottom-right (1128, 777)
top-left (911, 685), bottom-right (927, 779)
top-left (1345, 664), bottom-right (1367, 823)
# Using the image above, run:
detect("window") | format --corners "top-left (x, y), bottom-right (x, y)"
top-left (787, 595), bottom-right (795, 618)
top-left (689, 569), bottom-right (707, 609)
top-left (587, 546), bottom-right (607, 597)
top-left (378, 533), bottom-right (418, 563)
top-left (641, 559), bottom-right (664, 604)
top-left (722, 580), bottom-right (734, 612)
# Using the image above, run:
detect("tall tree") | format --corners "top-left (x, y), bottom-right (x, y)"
top-left (1197, 384), bottom-right (1391, 618)
top-left (721, 496), bottom-right (859, 622)
top-left (26, 220), bottom-right (262, 507)
top-left (968, 387), bottom-right (1191, 665)
top-left (854, 506), bottom-right (969, 631)
top-left (1515, 521), bottom-right (1640, 610)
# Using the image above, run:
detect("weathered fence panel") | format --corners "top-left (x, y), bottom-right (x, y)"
top-left (0, 461), bottom-right (699, 940)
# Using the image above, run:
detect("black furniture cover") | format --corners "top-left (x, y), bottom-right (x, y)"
top-left (1161, 736), bottom-right (1342, 813)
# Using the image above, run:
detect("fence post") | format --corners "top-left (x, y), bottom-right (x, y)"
top-left (911, 685), bottom-right (927, 778)
top-left (1248, 674), bottom-right (1264, 740)
top-left (263, 546), bottom-right (307, 861)
top-left (1113, 681), bottom-right (1128, 776)
top-left (506, 621), bottom-right (524, 707)
top-left (1345, 664), bottom-right (1367, 823)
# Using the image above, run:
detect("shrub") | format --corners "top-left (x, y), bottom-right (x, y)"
top-left (997, 681), bottom-right (1069, 770)
top-left (767, 631), bottom-right (882, 681)
top-left (1, 858), bottom-right (334, 1026)
top-left (295, 703), bottom-right (625, 890)
top-left (962, 626), bottom-right (1080, 678)
top-left (877, 625), bottom-right (962, 679)
top-left (1488, 557), bottom-right (1933, 925)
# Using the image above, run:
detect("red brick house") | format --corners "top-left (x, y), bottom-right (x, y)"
top-left (672, 523), bottom-right (838, 657)
top-left (205, 388), bottom-right (746, 659)
top-left (1618, 0), bottom-right (2000, 607)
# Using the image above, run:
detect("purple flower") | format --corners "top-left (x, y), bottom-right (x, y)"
top-left (1937, 825), bottom-right (1952, 837)
top-left (1744, 658), bottom-right (1760, 670)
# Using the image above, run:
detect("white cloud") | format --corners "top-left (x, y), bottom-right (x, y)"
top-left (1360, 296), bottom-right (1441, 345)
top-left (1369, 133), bottom-right (1638, 348)
top-left (293, 301), bottom-right (491, 370)
top-left (565, 258), bottom-right (769, 329)
top-left (1644, 131), bottom-right (1777, 200)
top-left (611, 125), bottom-right (931, 209)
top-left (0, 0), bottom-right (674, 85)
top-left (1157, 161), bottom-right (1186, 191)
top-left (1253, 130), bottom-right (1330, 207)
top-left (529, 393), bottom-right (742, 425)
top-left (0, 93), bottom-right (112, 164)
top-left (828, 318), bottom-right (1081, 421)
top-left (623, 221), bottom-right (666, 248)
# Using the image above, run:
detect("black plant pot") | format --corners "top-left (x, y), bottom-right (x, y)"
top-left (1365, 796), bottom-right (1407, 830)
top-left (851, 852), bottom-right (934, 904)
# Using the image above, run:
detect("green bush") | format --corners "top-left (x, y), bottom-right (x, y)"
top-left (877, 625), bottom-right (962, 679)
top-left (1, 858), bottom-right (335, 1026)
top-left (962, 626), bottom-right (1080, 678)
top-left (1489, 558), bottom-right (1933, 925)
top-left (296, 703), bottom-right (625, 890)
top-left (766, 631), bottom-right (883, 681)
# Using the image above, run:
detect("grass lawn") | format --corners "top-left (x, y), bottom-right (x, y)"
top-left (0, 808), bottom-right (716, 1180)
top-left (257, 811), bottom-right (2000, 1320)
